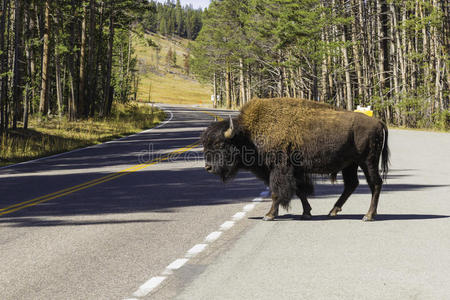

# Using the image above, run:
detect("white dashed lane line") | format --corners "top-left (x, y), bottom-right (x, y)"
top-left (127, 192), bottom-right (268, 298)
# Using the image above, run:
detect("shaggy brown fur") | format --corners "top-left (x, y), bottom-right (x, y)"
top-left (240, 98), bottom-right (349, 152)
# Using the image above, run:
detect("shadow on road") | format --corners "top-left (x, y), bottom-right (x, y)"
top-left (268, 213), bottom-right (450, 221)
top-left (2, 153), bottom-right (448, 226)
top-left (0, 163), bottom-right (266, 227)
top-left (0, 218), bottom-right (170, 227)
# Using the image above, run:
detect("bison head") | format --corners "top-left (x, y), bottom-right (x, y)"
top-left (201, 116), bottom-right (240, 182)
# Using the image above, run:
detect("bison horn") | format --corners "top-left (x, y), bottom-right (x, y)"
top-left (224, 115), bottom-right (235, 139)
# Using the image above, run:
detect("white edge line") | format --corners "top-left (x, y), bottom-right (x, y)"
top-left (232, 211), bottom-right (246, 221)
top-left (204, 231), bottom-right (222, 243)
top-left (0, 105), bottom-right (174, 171)
top-left (161, 258), bottom-right (189, 275)
top-left (252, 197), bottom-right (263, 202)
top-left (243, 203), bottom-right (256, 212)
top-left (166, 258), bottom-right (189, 270)
top-left (219, 221), bottom-right (235, 231)
top-left (132, 276), bottom-right (167, 298)
top-left (186, 244), bottom-right (208, 258)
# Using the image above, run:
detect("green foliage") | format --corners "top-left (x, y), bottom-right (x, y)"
top-left (145, 0), bottom-right (203, 39)
top-left (434, 110), bottom-right (450, 131)
top-left (189, 0), bottom-right (448, 129)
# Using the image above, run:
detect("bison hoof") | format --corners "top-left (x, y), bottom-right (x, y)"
top-left (328, 207), bottom-right (342, 217)
top-left (301, 213), bottom-right (312, 220)
top-left (263, 215), bottom-right (275, 221)
top-left (362, 214), bottom-right (376, 222)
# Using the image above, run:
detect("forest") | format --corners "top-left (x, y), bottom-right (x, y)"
top-left (0, 0), bottom-right (203, 134)
top-left (192, 0), bottom-right (449, 129)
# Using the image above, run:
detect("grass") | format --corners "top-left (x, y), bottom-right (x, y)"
top-left (138, 72), bottom-right (212, 105)
top-left (0, 103), bottom-right (166, 167)
top-left (134, 32), bottom-right (212, 106)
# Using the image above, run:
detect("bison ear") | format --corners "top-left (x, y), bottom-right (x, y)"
top-left (224, 115), bottom-right (235, 139)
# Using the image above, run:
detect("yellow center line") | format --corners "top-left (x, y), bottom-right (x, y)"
top-left (0, 134), bottom-right (203, 216)
top-left (0, 163), bottom-right (148, 212)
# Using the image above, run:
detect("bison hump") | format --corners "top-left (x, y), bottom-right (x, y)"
top-left (239, 98), bottom-right (353, 152)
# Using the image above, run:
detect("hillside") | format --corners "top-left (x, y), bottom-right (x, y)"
top-left (134, 33), bottom-right (212, 106)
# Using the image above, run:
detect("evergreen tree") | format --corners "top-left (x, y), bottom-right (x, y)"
top-left (191, 0), bottom-right (449, 129)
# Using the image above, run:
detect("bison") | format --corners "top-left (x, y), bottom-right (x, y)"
top-left (201, 98), bottom-right (389, 221)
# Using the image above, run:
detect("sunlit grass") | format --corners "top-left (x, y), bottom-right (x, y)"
top-left (134, 32), bottom-right (212, 106)
top-left (138, 72), bottom-right (212, 105)
top-left (0, 103), bottom-right (166, 167)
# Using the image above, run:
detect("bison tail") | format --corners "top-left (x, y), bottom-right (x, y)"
top-left (381, 122), bottom-right (390, 180)
top-left (280, 199), bottom-right (291, 210)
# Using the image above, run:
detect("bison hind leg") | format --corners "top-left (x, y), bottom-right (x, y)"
top-left (328, 164), bottom-right (359, 217)
top-left (360, 162), bottom-right (383, 221)
top-left (297, 193), bottom-right (312, 219)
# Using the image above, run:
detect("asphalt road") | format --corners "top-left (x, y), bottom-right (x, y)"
top-left (0, 105), bottom-right (265, 299)
top-left (1, 105), bottom-right (449, 299)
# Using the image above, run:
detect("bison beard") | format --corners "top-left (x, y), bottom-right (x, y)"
top-left (201, 98), bottom-right (390, 221)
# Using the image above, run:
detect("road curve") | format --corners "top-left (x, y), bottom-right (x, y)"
top-left (0, 105), bottom-right (265, 299)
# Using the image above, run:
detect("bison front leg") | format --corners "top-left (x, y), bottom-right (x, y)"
top-left (263, 165), bottom-right (295, 221)
top-left (263, 194), bottom-right (280, 221)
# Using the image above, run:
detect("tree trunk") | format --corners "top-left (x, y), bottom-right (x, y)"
top-left (239, 57), bottom-right (246, 106)
top-left (0, 0), bottom-right (10, 132)
top-left (341, 24), bottom-right (352, 110)
top-left (78, 3), bottom-right (87, 117)
top-left (67, 0), bottom-right (78, 121)
top-left (124, 28), bottom-right (132, 102)
top-left (87, 0), bottom-right (96, 115)
top-left (23, 9), bottom-right (34, 130)
top-left (377, 0), bottom-right (389, 121)
top-left (39, 0), bottom-right (50, 118)
top-left (246, 68), bottom-right (252, 102)
top-left (54, 8), bottom-right (63, 119)
top-left (390, 2), bottom-right (401, 125)
top-left (103, 6), bottom-right (114, 116)
top-left (352, 0), bottom-right (363, 103)
top-left (290, 68), bottom-right (297, 99)
top-left (320, 28), bottom-right (328, 103)
top-left (359, 0), bottom-right (369, 102)
top-left (433, 0), bottom-right (443, 112)
top-left (298, 67), bottom-right (305, 99)
top-left (12, 0), bottom-right (24, 129)
top-left (213, 72), bottom-right (217, 108)
top-left (24, 44), bottom-right (31, 130)
top-left (55, 44), bottom-right (63, 119)
top-left (225, 63), bottom-right (231, 109)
